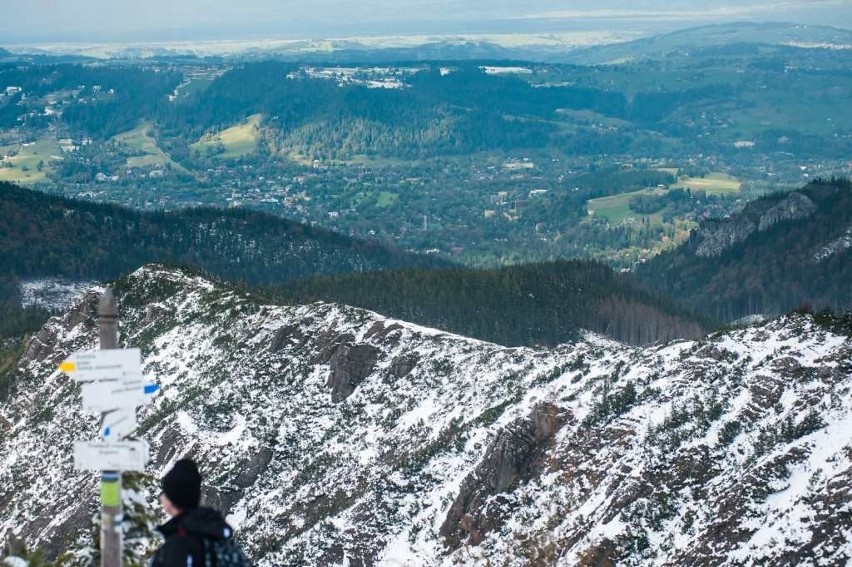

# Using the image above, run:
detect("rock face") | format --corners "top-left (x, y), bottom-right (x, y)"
top-left (757, 191), bottom-right (818, 231)
top-left (694, 191), bottom-right (817, 257)
top-left (440, 403), bottom-right (570, 548)
top-left (0, 266), bottom-right (850, 567)
top-left (695, 215), bottom-right (757, 258)
top-left (204, 447), bottom-right (274, 516)
top-left (20, 289), bottom-right (100, 366)
top-left (327, 343), bottom-right (381, 402)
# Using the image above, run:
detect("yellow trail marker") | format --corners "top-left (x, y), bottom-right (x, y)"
top-left (59, 361), bottom-right (76, 373)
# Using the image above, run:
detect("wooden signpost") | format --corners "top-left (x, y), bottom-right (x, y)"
top-left (59, 288), bottom-right (159, 567)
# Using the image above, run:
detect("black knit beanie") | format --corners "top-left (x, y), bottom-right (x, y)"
top-left (161, 459), bottom-right (202, 510)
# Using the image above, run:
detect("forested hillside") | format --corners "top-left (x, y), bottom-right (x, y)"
top-left (32, 57), bottom-right (849, 161)
top-left (39, 56), bottom-right (849, 159)
top-left (57, 62), bottom-right (627, 159)
top-left (0, 64), bottom-right (181, 135)
top-left (0, 181), bottom-right (445, 284)
top-left (0, 182), bottom-right (705, 346)
top-left (636, 178), bottom-right (852, 322)
top-left (0, 275), bottom-right (50, 338)
top-left (275, 260), bottom-right (706, 346)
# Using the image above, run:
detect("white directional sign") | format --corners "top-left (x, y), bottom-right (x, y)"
top-left (81, 380), bottom-right (148, 412)
top-left (74, 440), bottom-right (149, 472)
top-left (66, 344), bottom-right (159, 471)
top-left (59, 348), bottom-right (142, 383)
top-left (101, 409), bottom-right (137, 441)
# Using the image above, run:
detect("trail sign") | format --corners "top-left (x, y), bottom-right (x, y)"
top-left (69, 290), bottom-right (162, 567)
top-left (100, 409), bottom-right (137, 441)
top-left (93, 287), bottom-right (124, 567)
top-left (60, 348), bottom-right (142, 383)
top-left (74, 440), bottom-right (149, 472)
top-left (81, 380), bottom-right (148, 413)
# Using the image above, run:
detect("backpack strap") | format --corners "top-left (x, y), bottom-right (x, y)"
top-left (175, 527), bottom-right (206, 567)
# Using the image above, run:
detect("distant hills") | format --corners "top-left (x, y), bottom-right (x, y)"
top-left (0, 181), bottom-right (447, 285)
top-left (562, 22), bottom-right (852, 64)
top-left (5, 22), bottom-right (851, 64)
top-left (256, 39), bottom-right (520, 64)
top-left (262, 22), bottom-right (852, 65)
top-left (636, 178), bottom-right (852, 322)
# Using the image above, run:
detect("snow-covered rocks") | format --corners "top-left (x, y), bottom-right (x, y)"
top-left (1, 265), bottom-right (850, 566)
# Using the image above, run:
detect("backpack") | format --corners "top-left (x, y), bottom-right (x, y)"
top-left (200, 533), bottom-right (252, 567)
top-left (171, 525), bottom-right (251, 567)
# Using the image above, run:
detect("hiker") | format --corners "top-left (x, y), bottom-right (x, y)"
top-left (149, 458), bottom-right (250, 567)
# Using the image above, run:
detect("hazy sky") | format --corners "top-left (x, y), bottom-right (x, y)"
top-left (4, 0), bottom-right (851, 43)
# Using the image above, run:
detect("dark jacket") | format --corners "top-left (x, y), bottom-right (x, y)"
top-left (149, 507), bottom-right (235, 567)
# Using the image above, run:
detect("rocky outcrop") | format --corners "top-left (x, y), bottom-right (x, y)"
top-left (270, 323), bottom-right (308, 352)
top-left (440, 403), bottom-right (570, 548)
top-left (203, 447), bottom-right (274, 518)
top-left (757, 191), bottom-right (818, 231)
top-left (153, 425), bottom-right (189, 467)
top-left (21, 291), bottom-right (98, 365)
top-left (694, 191), bottom-right (817, 257)
top-left (812, 224), bottom-right (852, 263)
top-left (140, 303), bottom-right (171, 327)
top-left (203, 486), bottom-right (244, 518)
top-left (232, 447), bottom-right (274, 489)
top-left (389, 353), bottom-right (419, 379)
top-left (25, 493), bottom-right (93, 560)
top-left (20, 326), bottom-right (60, 366)
top-left (313, 332), bottom-right (355, 364)
top-left (695, 215), bottom-right (757, 258)
top-left (327, 343), bottom-right (381, 402)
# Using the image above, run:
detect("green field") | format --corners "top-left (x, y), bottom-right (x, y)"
top-left (672, 172), bottom-right (741, 195)
top-left (587, 188), bottom-right (668, 224)
top-left (376, 192), bottom-right (399, 207)
top-left (555, 108), bottom-right (633, 128)
top-left (112, 124), bottom-right (171, 168)
top-left (0, 139), bottom-right (62, 183)
top-left (176, 76), bottom-right (216, 98)
top-left (112, 124), bottom-right (191, 174)
top-left (588, 171), bottom-right (740, 224)
top-left (192, 114), bottom-right (262, 159)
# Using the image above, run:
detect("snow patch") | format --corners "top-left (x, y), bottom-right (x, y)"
top-left (813, 225), bottom-right (852, 262)
top-left (20, 279), bottom-right (95, 311)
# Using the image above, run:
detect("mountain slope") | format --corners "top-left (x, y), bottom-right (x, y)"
top-left (0, 181), bottom-right (447, 284)
top-left (1, 266), bottom-right (850, 566)
top-left (635, 178), bottom-right (852, 322)
top-left (563, 22), bottom-right (852, 64)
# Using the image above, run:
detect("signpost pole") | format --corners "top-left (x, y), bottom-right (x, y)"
top-left (99, 288), bottom-right (122, 567)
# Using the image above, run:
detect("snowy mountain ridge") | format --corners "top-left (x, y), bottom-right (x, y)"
top-left (0, 265), bottom-right (850, 566)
